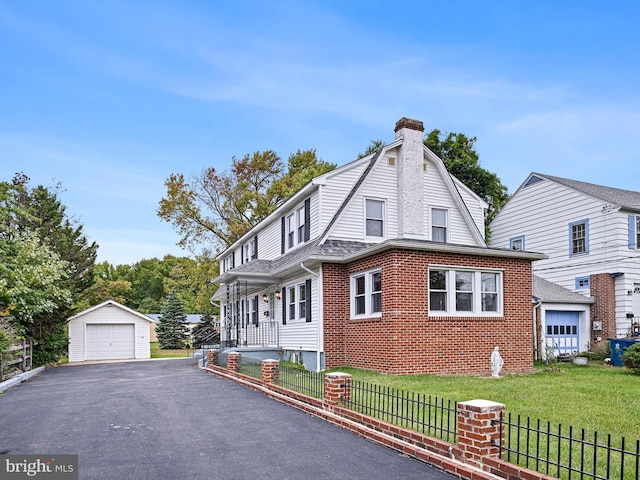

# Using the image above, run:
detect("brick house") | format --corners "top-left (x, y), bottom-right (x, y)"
top-left (211, 118), bottom-right (544, 375)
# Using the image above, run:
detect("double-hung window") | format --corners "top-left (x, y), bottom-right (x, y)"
top-left (429, 268), bottom-right (502, 315)
top-left (297, 207), bottom-right (306, 244)
top-left (569, 219), bottom-right (589, 256)
top-left (222, 254), bottom-right (235, 272)
top-left (287, 283), bottom-right (306, 322)
top-left (284, 281), bottom-right (311, 323)
top-left (242, 236), bottom-right (258, 263)
top-left (282, 198), bottom-right (311, 253)
top-left (365, 199), bottom-right (385, 239)
top-left (287, 214), bottom-right (295, 249)
top-left (431, 208), bottom-right (448, 242)
top-left (244, 297), bottom-right (258, 326)
top-left (351, 269), bottom-right (382, 318)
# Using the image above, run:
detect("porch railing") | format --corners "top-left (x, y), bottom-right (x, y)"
top-left (222, 321), bottom-right (279, 348)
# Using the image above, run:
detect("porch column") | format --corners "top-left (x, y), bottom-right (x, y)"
top-left (227, 352), bottom-right (242, 372)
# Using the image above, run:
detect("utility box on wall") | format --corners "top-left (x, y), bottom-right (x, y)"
top-left (592, 321), bottom-right (602, 331)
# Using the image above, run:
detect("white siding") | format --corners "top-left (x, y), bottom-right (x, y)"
top-left (279, 273), bottom-right (319, 350)
top-left (330, 156), bottom-right (399, 241)
top-left (490, 176), bottom-right (640, 337)
top-left (67, 305), bottom-right (151, 362)
top-left (453, 177), bottom-right (486, 236)
top-left (424, 158), bottom-right (478, 245)
top-left (490, 179), bottom-right (636, 289)
top-left (318, 162), bottom-right (368, 232)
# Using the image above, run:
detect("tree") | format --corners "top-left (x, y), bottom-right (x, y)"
top-left (357, 139), bottom-right (386, 159)
top-left (0, 175), bottom-right (97, 365)
top-left (155, 290), bottom-right (189, 349)
top-left (158, 149), bottom-right (336, 252)
top-left (424, 130), bottom-right (509, 228)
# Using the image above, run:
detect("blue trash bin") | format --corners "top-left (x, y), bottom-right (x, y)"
top-left (609, 338), bottom-right (640, 367)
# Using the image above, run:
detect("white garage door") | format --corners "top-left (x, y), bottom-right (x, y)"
top-left (86, 324), bottom-right (135, 360)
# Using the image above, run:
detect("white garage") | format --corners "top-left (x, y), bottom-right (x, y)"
top-left (67, 300), bottom-right (153, 362)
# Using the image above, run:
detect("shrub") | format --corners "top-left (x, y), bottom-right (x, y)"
top-left (621, 342), bottom-right (640, 374)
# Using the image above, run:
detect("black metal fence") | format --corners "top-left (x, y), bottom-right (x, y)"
top-left (218, 357), bottom-right (640, 478)
top-left (347, 380), bottom-right (458, 443)
top-left (276, 364), bottom-right (324, 399)
top-left (496, 411), bottom-right (640, 480)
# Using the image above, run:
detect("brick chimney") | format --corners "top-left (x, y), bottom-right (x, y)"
top-left (394, 117), bottom-right (425, 239)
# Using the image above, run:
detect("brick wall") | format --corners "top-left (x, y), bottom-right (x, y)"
top-left (323, 249), bottom-right (534, 375)
top-left (590, 273), bottom-right (617, 345)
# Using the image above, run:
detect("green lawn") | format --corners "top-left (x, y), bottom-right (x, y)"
top-left (328, 361), bottom-right (640, 442)
top-left (149, 342), bottom-right (191, 358)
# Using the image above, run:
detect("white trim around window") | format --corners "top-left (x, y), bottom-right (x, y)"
top-left (350, 268), bottom-right (382, 319)
top-left (364, 198), bottom-right (386, 241)
top-left (286, 282), bottom-right (307, 322)
top-left (430, 207), bottom-right (449, 243)
top-left (428, 267), bottom-right (503, 316)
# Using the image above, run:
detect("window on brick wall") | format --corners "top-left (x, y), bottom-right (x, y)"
top-left (351, 268), bottom-right (382, 318)
top-left (429, 268), bottom-right (502, 315)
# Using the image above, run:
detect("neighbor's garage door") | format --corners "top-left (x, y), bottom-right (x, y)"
top-left (86, 324), bottom-right (135, 360)
top-left (545, 311), bottom-right (579, 356)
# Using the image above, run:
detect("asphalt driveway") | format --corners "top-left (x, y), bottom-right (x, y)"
top-left (0, 358), bottom-right (455, 480)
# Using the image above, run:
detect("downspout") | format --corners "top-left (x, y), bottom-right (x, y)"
top-left (301, 262), bottom-right (322, 372)
top-left (533, 298), bottom-right (542, 362)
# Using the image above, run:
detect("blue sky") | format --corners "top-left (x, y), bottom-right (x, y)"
top-left (1, 1), bottom-right (639, 265)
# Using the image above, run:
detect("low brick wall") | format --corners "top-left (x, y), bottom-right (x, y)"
top-left (203, 356), bottom-right (556, 480)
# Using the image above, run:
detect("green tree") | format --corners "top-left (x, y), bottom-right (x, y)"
top-left (357, 139), bottom-right (386, 159)
top-left (12, 177), bottom-right (97, 364)
top-left (155, 290), bottom-right (189, 349)
top-left (158, 149), bottom-right (336, 252)
top-left (424, 130), bottom-right (509, 228)
top-left (1, 175), bottom-right (97, 364)
top-left (0, 232), bottom-right (72, 336)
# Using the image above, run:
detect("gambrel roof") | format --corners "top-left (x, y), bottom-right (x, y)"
top-left (528, 173), bottom-right (640, 212)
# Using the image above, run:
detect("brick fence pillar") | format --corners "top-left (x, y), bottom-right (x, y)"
top-left (324, 372), bottom-right (351, 409)
top-left (456, 399), bottom-right (504, 467)
top-left (261, 359), bottom-right (280, 383)
top-left (227, 352), bottom-right (242, 372)
top-left (207, 349), bottom-right (218, 366)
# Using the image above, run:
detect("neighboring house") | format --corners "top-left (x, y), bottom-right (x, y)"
top-left (490, 173), bottom-right (640, 356)
top-left (67, 300), bottom-right (153, 362)
top-left (146, 314), bottom-right (203, 342)
top-left (532, 275), bottom-right (594, 358)
top-left (211, 118), bottom-right (545, 375)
